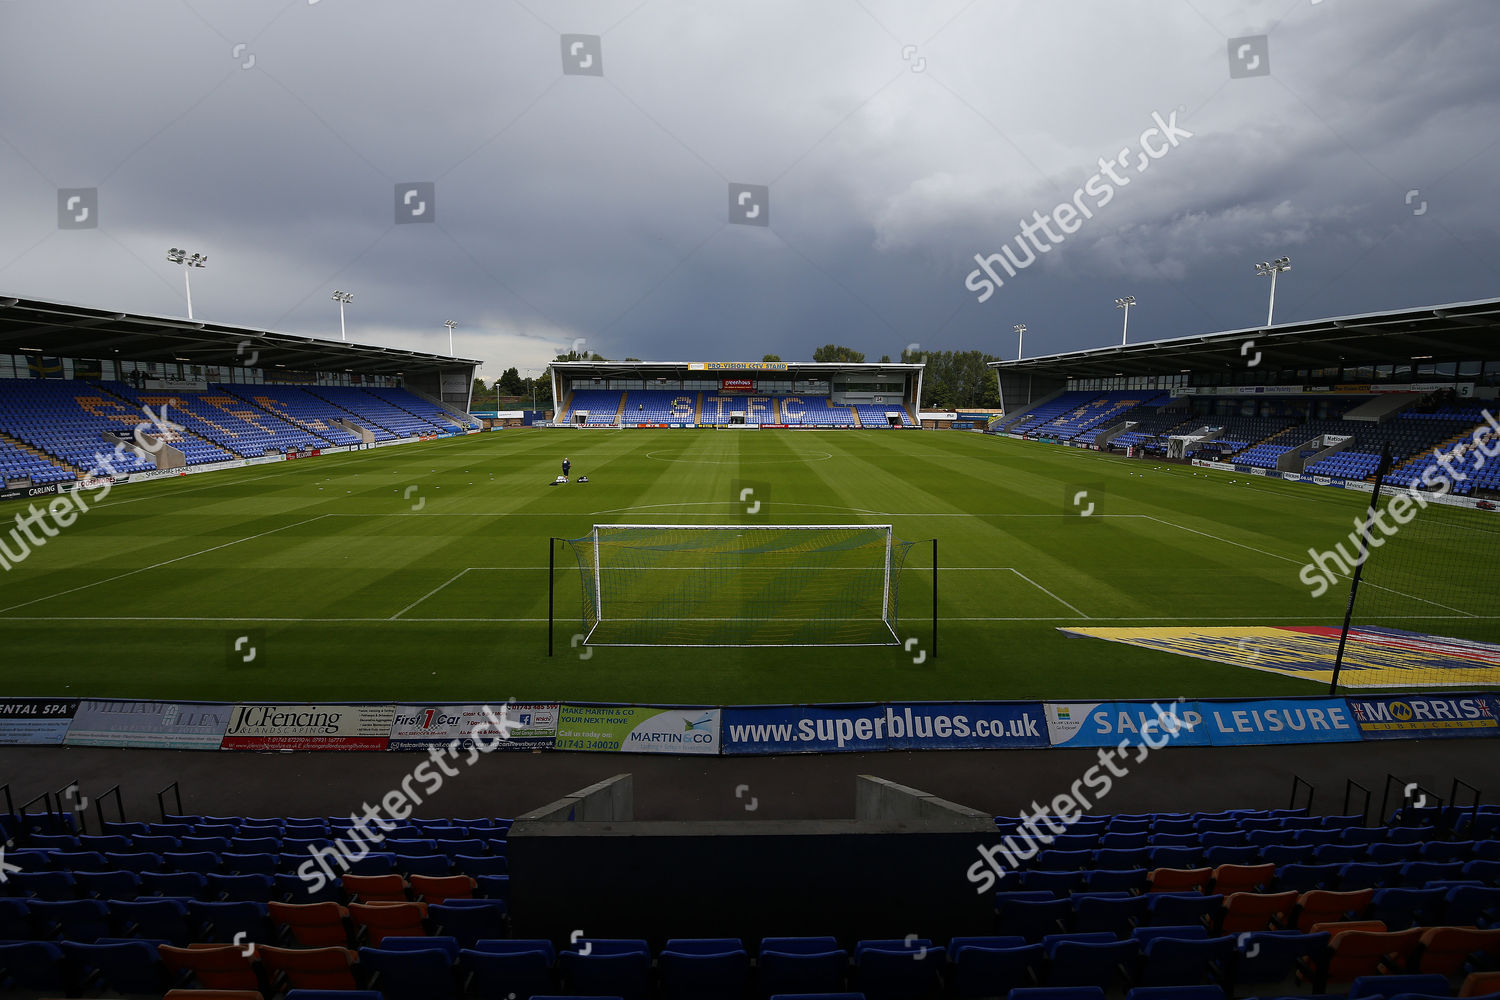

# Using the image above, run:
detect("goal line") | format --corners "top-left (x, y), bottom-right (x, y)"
top-left (546, 524), bottom-right (936, 652)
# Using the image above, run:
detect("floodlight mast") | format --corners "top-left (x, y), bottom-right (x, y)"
top-left (166, 247), bottom-right (207, 319)
top-left (331, 290), bottom-right (354, 341)
top-left (1254, 257), bottom-right (1291, 325)
top-left (1013, 323), bottom-right (1026, 360)
top-left (444, 320), bottom-right (457, 355)
top-left (1114, 296), bottom-right (1136, 345)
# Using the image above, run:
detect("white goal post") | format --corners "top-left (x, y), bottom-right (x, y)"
top-left (558, 523), bottom-right (913, 648)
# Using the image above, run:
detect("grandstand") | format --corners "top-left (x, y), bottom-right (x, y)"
top-left (0, 295), bottom-right (480, 490)
top-left (989, 299), bottom-right (1500, 498)
top-left (550, 360), bottom-right (922, 428)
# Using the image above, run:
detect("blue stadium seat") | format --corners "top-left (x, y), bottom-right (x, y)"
top-left (1074, 893), bottom-right (1150, 935)
top-left (1147, 895), bottom-right (1223, 927)
top-left (359, 945), bottom-right (461, 1000)
top-left (429, 901), bottom-right (507, 946)
top-left (9, 870), bottom-right (78, 900)
top-left (28, 898), bottom-right (111, 941)
top-left (659, 945), bottom-right (750, 1000)
top-left (1010, 987), bottom-right (1107, 1000)
top-left (62, 940), bottom-right (168, 995)
top-left (0, 941), bottom-right (69, 993)
top-left (1137, 935), bottom-right (1237, 986)
top-left (998, 897), bottom-right (1071, 939)
top-left (1084, 869), bottom-right (1151, 893)
top-left (950, 939), bottom-right (1040, 998)
top-left (1228, 930), bottom-right (1329, 988)
top-left (1046, 939), bottom-right (1138, 989)
top-left (1347, 974), bottom-right (1452, 999)
top-left (560, 948), bottom-right (651, 1000)
top-left (74, 869), bottom-right (143, 900)
top-left (460, 946), bottom-right (555, 1000)
top-left (1126, 987), bottom-right (1225, 1000)
top-left (759, 938), bottom-right (848, 998)
top-left (110, 898), bottom-right (193, 945)
top-left (141, 870), bottom-right (209, 900)
top-left (852, 945), bottom-right (945, 1000)
top-left (188, 900), bottom-right (272, 944)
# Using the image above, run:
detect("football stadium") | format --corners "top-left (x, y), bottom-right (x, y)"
top-left (3, 3), bottom-right (1500, 999)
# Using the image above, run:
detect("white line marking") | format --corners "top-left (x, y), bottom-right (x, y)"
top-left (1007, 568), bottom-right (1089, 618)
top-left (0, 513), bottom-right (334, 615)
top-left (1138, 513), bottom-right (1472, 616)
top-left (390, 567), bottom-right (474, 620)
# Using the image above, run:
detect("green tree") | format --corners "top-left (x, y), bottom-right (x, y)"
top-left (903, 348), bottom-right (1002, 408)
top-left (497, 367), bottom-right (525, 395)
top-left (880, 355), bottom-right (891, 363)
top-left (471, 377), bottom-right (488, 397)
top-left (812, 344), bottom-right (865, 363)
top-left (762, 353), bottom-right (782, 362)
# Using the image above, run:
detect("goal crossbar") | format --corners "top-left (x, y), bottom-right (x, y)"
top-left (564, 523), bottom-right (907, 648)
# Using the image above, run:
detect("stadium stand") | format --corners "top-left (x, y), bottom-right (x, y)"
top-left (620, 390), bottom-right (698, 424)
top-left (364, 385), bottom-right (472, 432)
top-left (559, 389), bottom-right (626, 426)
top-left (557, 389), bottom-right (912, 427)
top-left (852, 404), bottom-right (917, 427)
top-left (778, 396), bottom-right (859, 425)
top-left (3, 805), bottom-right (1498, 997)
top-left (114, 386), bottom-right (330, 458)
top-left (0, 434), bottom-right (78, 484)
top-left (223, 386), bottom-right (366, 446)
top-left (0, 379), bottom-right (168, 476)
top-left (299, 386), bottom-right (460, 439)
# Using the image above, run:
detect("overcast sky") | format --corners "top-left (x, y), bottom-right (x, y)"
top-left (2, 0), bottom-right (1497, 377)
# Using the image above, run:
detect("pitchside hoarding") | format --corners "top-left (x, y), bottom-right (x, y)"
top-left (721, 703), bottom-right (1048, 754)
top-left (1347, 693), bottom-right (1500, 740)
top-left (1044, 701), bottom-right (1211, 749)
top-left (388, 703), bottom-right (558, 751)
top-left (554, 705), bottom-right (720, 754)
top-left (0, 698), bottom-right (79, 745)
top-left (65, 700), bottom-right (230, 749)
top-left (221, 703), bottom-right (395, 750)
top-left (1199, 698), bottom-right (1361, 746)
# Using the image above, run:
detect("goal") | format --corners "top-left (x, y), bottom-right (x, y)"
top-left (557, 524), bottom-right (918, 647)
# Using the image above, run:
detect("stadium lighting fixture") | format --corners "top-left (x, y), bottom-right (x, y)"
top-left (444, 320), bottom-right (457, 355)
top-left (1013, 323), bottom-right (1026, 360)
top-left (1114, 296), bottom-right (1136, 345)
top-left (1254, 257), bottom-right (1291, 325)
top-left (166, 247), bottom-right (207, 319)
top-left (331, 291), bottom-right (354, 341)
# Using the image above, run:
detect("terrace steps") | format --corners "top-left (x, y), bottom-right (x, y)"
top-left (0, 428), bottom-right (74, 475)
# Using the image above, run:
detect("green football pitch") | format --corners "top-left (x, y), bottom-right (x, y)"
top-left (0, 429), bottom-right (1493, 704)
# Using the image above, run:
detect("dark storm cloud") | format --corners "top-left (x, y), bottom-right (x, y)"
top-left (1, 0), bottom-right (1497, 373)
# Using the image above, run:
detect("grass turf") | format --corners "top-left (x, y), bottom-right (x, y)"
top-left (0, 429), bottom-right (1493, 704)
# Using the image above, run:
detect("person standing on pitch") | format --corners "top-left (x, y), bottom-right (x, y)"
top-left (562, 457), bottom-right (571, 479)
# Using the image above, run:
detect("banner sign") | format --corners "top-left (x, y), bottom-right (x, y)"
top-left (388, 702), bottom-right (558, 751)
top-left (1200, 698), bottom-right (1361, 746)
top-left (221, 703), bottom-right (395, 750)
top-left (65, 700), bottom-right (231, 749)
top-left (554, 705), bottom-right (720, 754)
top-left (0, 483), bottom-right (59, 502)
top-left (721, 703), bottom-right (1048, 754)
top-left (0, 699), bottom-right (79, 745)
top-left (689, 362), bottom-right (789, 372)
top-left (720, 378), bottom-right (755, 392)
top-left (1043, 701), bottom-right (1210, 749)
top-left (1346, 693), bottom-right (1500, 740)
